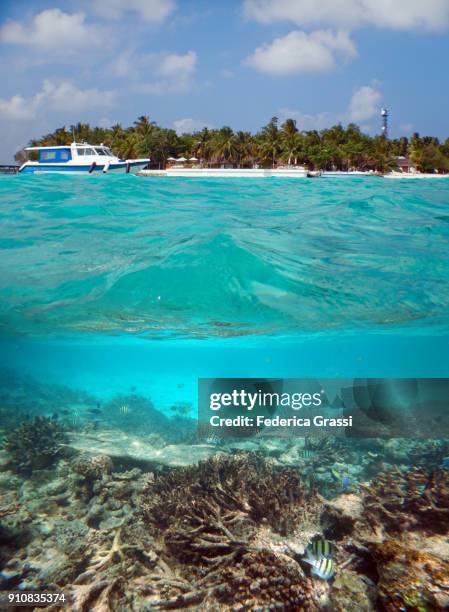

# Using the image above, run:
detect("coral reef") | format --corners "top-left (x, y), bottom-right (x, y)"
top-left (71, 454), bottom-right (113, 481)
top-left (360, 465), bottom-right (449, 535)
top-left (329, 569), bottom-right (377, 611)
top-left (3, 417), bottom-right (68, 475)
top-left (142, 452), bottom-right (315, 536)
top-left (0, 370), bottom-right (448, 612)
top-left (370, 540), bottom-right (449, 610)
top-left (138, 453), bottom-right (323, 609)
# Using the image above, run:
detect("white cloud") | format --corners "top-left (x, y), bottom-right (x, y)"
top-left (0, 94), bottom-right (34, 120)
top-left (243, 0), bottom-right (449, 31)
top-left (89, 0), bottom-right (176, 23)
top-left (348, 84), bottom-right (382, 122)
top-left (245, 29), bottom-right (355, 75)
top-left (173, 118), bottom-right (212, 134)
top-left (159, 51), bottom-right (196, 77)
top-left (0, 9), bottom-right (101, 51)
top-left (278, 108), bottom-right (334, 131)
top-left (140, 51), bottom-right (197, 93)
top-left (279, 82), bottom-right (382, 130)
top-left (37, 81), bottom-right (115, 113)
top-left (0, 81), bottom-right (115, 120)
top-left (113, 50), bottom-right (137, 78)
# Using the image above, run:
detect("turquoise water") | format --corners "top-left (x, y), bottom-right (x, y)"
top-left (1, 174), bottom-right (449, 409)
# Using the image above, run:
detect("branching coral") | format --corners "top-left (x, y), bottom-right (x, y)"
top-left (142, 452), bottom-right (311, 536)
top-left (361, 466), bottom-right (449, 534)
top-left (3, 416), bottom-right (68, 474)
top-left (139, 453), bottom-right (322, 609)
top-left (91, 528), bottom-right (138, 571)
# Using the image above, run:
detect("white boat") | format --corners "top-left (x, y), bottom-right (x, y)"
top-left (18, 142), bottom-right (149, 175)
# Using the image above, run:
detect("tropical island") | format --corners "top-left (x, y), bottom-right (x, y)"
top-left (15, 116), bottom-right (449, 174)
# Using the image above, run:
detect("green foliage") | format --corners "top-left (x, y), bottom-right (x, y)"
top-left (16, 116), bottom-right (449, 172)
top-left (3, 416), bottom-right (68, 475)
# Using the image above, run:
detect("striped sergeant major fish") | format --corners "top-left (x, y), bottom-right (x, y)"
top-left (309, 538), bottom-right (336, 559)
top-left (303, 554), bottom-right (336, 580)
top-left (302, 538), bottom-right (337, 580)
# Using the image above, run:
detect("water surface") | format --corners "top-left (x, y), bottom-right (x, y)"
top-left (1, 175), bottom-right (448, 401)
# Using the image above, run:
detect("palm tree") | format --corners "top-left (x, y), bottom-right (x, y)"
top-left (235, 131), bottom-right (254, 167)
top-left (259, 117), bottom-right (281, 167)
top-left (193, 128), bottom-right (213, 165)
top-left (280, 118), bottom-right (299, 165)
top-left (211, 127), bottom-right (238, 165)
top-left (133, 115), bottom-right (156, 137)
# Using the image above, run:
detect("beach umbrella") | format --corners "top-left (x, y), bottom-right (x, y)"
top-left (177, 157), bottom-right (187, 162)
top-left (167, 157), bottom-right (176, 161)
top-left (189, 156), bottom-right (198, 161)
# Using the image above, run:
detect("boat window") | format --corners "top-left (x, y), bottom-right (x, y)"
top-left (84, 148), bottom-right (96, 155)
top-left (77, 148), bottom-right (85, 156)
top-left (39, 148), bottom-right (71, 162)
top-left (95, 148), bottom-right (106, 155)
top-left (41, 151), bottom-right (56, 161)
top-left (104, 148), bottom-right (113, 156)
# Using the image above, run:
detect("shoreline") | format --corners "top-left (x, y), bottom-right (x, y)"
top-left (137, 168), bottom-right (449, 179)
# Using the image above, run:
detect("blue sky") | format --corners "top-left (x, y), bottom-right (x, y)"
top-left (1, 0), bottom-right (449, 162)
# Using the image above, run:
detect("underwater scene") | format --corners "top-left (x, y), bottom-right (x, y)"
top-left (0, 175), bottom-right (449, 611)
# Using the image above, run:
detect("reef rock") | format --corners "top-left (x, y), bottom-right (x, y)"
top-left (67, 430), bottom-right (223, 469)
top-left (371, 540), bottom-right (449, 611)
top-left (321, 493), bottom-right (364, 539)
top-left (330, 570), bottom-right (377, 612)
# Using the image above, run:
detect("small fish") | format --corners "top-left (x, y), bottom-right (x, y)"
top-left (68, 410), bottom-right (80, 426)
top-left (309, 539), bottom-right (336, 559)
top-left (441, 457), bottom-right (449, 469)
top-left (300, 449), bottom-right (316, 459)
top-left (170, 403), bottom-right (191, 416)
top-left (303, 554), bottom-right (336, 580)
top-left (341, 476), bottom-right (351, 491)
top-left (119, 404), bottom-right (129, 414)
top-left (205, 434), bottom-right (224, 446)
top-left (87, 408), bottom-right (102, 415)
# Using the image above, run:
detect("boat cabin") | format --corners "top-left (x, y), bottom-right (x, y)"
top-left (27, 144), bottom-right (117, 164)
